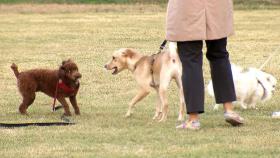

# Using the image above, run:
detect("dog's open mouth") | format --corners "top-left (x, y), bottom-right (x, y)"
top-left (75, 78), bottom-right (80, 84)
top-left (73, 78), bottom-right (80, 85)
top-left (112, 67), bottom-right (118, 75)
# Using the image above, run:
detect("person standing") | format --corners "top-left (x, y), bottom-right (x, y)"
top-left (166, 0), bottom-right (244, 129)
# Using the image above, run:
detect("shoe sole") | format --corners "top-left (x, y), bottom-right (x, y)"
top-left (225, 118), bottom-right (244, 126)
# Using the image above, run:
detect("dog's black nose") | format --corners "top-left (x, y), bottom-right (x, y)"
top-left (104, 65), bottom-right (107, 69)
top-left (75, 73), bottom-right (82, 79)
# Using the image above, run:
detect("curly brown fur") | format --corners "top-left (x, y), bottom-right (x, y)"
top-left (11, 59), bottom-right (82, 116)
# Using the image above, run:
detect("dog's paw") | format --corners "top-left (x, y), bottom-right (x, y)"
top-left (213, 104), bottom-right (220, 111)
top-left (158, 115), bottom-right (167, 122)
top-left (152, 112), bottom-right (162, 120)
top-left (177, 115), bottom-right (184, 122)
top-left (152, 115), bottom-right (158, 120)
top-left (249, 106), bottom-right (258, 110)
top-left (63, 112), bottom-right (72, 116)
top-left (19, 111), bottom-right (30, 116)
top-left (19, 111), bottom-right (28, 115)
top-left (75, 111), bottom-right (81, 115)
top-left (158, 118), bottom-right (166, 123)
top-left (152, 114), bottom-right (160, 120)
top-left (125, 112), bottom-right (132, 118)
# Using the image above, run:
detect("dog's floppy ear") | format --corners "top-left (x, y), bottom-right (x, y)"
top-left (58, 65), bottom-right (66, 78)
top-left (122, 49), bottom-right (135, 58)
top-left (62, 59), bottom-right (72, 65)
top-left (59, 59), bottom-right (70, 78)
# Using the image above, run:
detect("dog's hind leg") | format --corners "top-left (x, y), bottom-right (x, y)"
top-left (153, 89), bottom-right (162, 120)
top-left (69, 96), bottom-right (80, 115)
top-left (158, 73), bottom-right (172, 122)
top-left (57, 97), bottom-right (71, 116)
top-left (175, 75), bottom-right (186, 121)
top-left (158, 87), bottom-right (168, 122)
top-left (125, 88), bottom-right (150, 118)
top-left (19, 93), bottom-right (35, 115)
top-left (18, 81), bottom-right (36, 115)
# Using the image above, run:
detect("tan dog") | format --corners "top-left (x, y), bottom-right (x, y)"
top-left (105, 43), bottom-right (186, 122)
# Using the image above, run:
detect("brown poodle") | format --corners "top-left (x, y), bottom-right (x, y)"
top-left (11, 59), bottom-right (82, 116)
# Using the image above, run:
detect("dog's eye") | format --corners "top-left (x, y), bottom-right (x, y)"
top-left (112, 56), bottom-right (116, 60)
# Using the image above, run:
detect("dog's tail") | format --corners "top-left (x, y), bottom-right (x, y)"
top-left (11, 63), bottom-right (19, 78)
top-left (168, 42), bottom-right (178, 63)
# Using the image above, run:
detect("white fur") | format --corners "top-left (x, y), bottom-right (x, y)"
top-left (207, 64), bottom-right (277, 110)
top-left (169, 42), bottom-right (178, 58)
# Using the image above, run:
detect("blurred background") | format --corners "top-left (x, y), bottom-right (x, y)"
top-left (0, 0), bottom-right (279, 9)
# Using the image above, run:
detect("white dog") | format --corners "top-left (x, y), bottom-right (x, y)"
top-left (207, 64), bottom-right (277, 110)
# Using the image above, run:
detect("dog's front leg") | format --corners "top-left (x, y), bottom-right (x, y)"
top-left (125, 88), bottom-right (150, 118)
top-left (69, 96), bottom-right (80, 115)
top-left (57, 97), bottom-right (72, 116)
top-left (240, 101), bottom-right (248, 109)
top-left (248, 103), bottom-right (257, 109)
top-left (248, 95), bottom-right (259, 109)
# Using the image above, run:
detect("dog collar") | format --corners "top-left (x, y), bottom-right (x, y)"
top-left (52, 79), bottom-right (78, 112)
top-left (133, 56), bottom-right (145, 72)
top-left (58, 79), bottom-right (77, 94)
top-left (257, 79), bottom-right (267, 100)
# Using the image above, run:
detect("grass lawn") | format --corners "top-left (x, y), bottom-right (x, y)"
top-left (0, 4), bottom-right (280, 158)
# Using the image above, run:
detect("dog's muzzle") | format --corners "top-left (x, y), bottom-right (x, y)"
top-left (75, 73), bottom-right (82, 79)
top-left (72, 73), bottom-right (81, 85)
top-left (104, 64), bottom-right (118, 75)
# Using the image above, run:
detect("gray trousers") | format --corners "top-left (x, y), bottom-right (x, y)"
top-left (177, 38), bottom-right (236, 114)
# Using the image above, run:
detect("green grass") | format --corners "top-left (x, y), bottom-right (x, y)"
top-left (0, 5), bottom-right (280, 158)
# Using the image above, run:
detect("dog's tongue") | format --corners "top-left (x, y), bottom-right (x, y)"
top-left (75, 79), bottom-right (80, 85)
top-left (112, 67), bottom-right (118, 75)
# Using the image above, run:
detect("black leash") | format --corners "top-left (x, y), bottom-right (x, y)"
top-left (0, 107), bottom-right (75, 128)
top-left (0, 122), bottom-right (75, 128)
top-left (150, 40), bottom-right (168, 87)
top-left (158, 40), bottom-right (168, 53)
top-left (53, 105), bottom-right (64, 111)
top-left (257, 79), bottom-right (267, 100)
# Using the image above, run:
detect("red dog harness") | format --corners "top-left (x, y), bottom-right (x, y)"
top-left (52, 79), bottom-right (77, 111)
